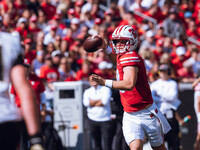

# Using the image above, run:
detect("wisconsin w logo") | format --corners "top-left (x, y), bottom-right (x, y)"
top-left (128, 29), bottom-right (137, 38)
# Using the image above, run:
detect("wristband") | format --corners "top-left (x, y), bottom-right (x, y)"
top-left (30, 132), bottom-right (43, 146)
top-left (105, 46), bottom-right (112, 54)
top-left (105, 80), bottom-right (113, 88)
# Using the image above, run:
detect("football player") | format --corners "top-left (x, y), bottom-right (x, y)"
top-left (91, 25), bottom-right (171, 150)
top-left (0, 32), bottom-right (44, 150)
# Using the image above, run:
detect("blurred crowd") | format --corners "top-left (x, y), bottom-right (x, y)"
top-left (1, 0), bottom-right (200, 149)
top-left (0, 0), bottom-right (200, 83)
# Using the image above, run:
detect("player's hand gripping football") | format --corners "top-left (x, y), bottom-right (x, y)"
top-left (91, 74), bottom-right (105, 86)
top-left (83, 35), bottom-right (107, 53)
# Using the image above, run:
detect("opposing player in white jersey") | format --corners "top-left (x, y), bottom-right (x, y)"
top-left (0, 32), bottom-right (44, 150)
top-left (91, 25), bottom-right (171, 150)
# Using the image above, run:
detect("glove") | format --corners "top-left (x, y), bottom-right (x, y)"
top-left (30, 133), bottom-right (45, 150)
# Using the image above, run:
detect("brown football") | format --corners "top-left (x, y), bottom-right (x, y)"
top-left (83, 35), bottom-right (103, 53)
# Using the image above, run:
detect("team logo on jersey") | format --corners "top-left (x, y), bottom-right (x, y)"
top-left (128, 29), bottom-right (137, 38)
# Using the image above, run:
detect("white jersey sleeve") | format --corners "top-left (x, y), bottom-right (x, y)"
top-left (0, 32), bottom-right (23, 123)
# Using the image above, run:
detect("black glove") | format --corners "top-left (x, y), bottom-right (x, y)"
top-left (30, 133), bottom-right (45, 150)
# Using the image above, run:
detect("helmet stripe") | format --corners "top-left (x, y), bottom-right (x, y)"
top-left (116, 25), bottom-right (124, 35)
top-left (113, 26), bottom-right (121, 36)
top-left (118, 25), bottom-right (125, 35)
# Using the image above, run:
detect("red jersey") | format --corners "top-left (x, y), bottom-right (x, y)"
top-left (116, 51), bottom-right (153, 112)
top-left (10, 73), bottom-right (45, 108)
top-left (39, 65), bottom-right (60, 82)
top-left (15, 27), bottom-right (28, 38)
top-left (25, 50), bottom-right (36, 63)
top-left (41, 2), bottom-right (56, 20)
top-left (171, 57), bottom-right (187, 71)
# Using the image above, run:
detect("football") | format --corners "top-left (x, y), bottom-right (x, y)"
top-left (83, 35), bottom-right (103, 53)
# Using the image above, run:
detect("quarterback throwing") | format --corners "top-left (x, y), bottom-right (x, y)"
top-left (90, 25), bottom-right (171, 150)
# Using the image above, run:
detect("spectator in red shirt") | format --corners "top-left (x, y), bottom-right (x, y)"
top-left (186, 20), bottom-right (199, 39)
top-left (39, 55), bottom-right (59, 116)
top-left (0, 0), bottom-right (14, 16)
top-left (39, 55), bottom-right (60, 84)
top-left (67, 8), bottom-right (76, 20)
top-left (76, 60), bottom-right (92, 81)
top-left (28, 15), bottom-right (41, 41)
top-left (40, 0), bottom-right (56, 20)
top-left (153, 39), bottom-right (164, 61)
top-left (76, 25), bottom-right (89, 40)
top-left (177, 60), bottom-right (194, 83)
top-left (172, 46), bottom-right (187, 75)
top-left (119, 12), bottom-right (138, 29)
top-left (170, 39), bottom-right (184, 59)
top-left (144, 4), bottom-right (165, 23)
top-left (15, 17), bottom-right (28, 39)
top-left (63, 28), bottom-right (74, 46)
top-left (74, 0), bottom-right (84, 18)
top-left (24, 38), bottom-right (36, 63)
top-left (154, 26), bottom-right (165, 41)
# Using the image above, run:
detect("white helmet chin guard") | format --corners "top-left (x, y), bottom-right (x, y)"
top-left (111, 25), bottom-right (138, 54)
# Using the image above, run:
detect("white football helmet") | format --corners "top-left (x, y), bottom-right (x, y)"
top-left (111, 25), bottom-right (138, 54)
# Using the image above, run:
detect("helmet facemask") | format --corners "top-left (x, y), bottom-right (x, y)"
top-left (111, 38), bottom-right (136, 54)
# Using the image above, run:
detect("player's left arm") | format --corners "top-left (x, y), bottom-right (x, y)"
top-left (91, 66), bottom-right (138, 91)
